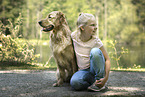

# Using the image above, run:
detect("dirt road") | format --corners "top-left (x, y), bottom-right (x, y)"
top-left (0, 70), bottom-right (145, 97)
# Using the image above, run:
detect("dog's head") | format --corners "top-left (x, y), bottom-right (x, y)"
top-left (38, 11), bottom-right (66, 32)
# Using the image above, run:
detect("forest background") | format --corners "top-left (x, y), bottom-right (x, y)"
top-left (0, 0), bottom-right (145, 70)
top-left (1, 0), bottom-right (145, 44)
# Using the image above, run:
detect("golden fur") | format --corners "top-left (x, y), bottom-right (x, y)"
top-left (38, 11), bottom-right (77, 87)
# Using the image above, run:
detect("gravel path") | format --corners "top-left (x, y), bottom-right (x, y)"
top-left (0, 70), bottom-right (145, 97)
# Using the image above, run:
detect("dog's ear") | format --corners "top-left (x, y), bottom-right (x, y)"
top-left (58, 12), bottom-right (65, 24)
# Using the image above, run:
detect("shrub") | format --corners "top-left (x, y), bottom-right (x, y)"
top-left (0, 14), bottom-right (39, 66)
top-left (105, 40), bottom-right (128, 68)
top-left (0, 34), bottom-right (39, 65)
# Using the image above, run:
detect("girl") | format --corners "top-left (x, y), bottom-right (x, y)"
top-left (70, 13), bottom-right (111, 91)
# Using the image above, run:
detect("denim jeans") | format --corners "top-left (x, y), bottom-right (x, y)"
top-left (70, 48), bottom-right (105, 91)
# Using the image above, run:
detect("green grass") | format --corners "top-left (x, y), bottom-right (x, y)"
top-left (1, 61), bottom-right (145, 72)
top-left (111, 67), bottom-right (145, 72)
top-left (0, 62), bottom-right (55, 70)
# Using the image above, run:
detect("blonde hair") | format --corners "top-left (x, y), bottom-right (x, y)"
top-left (77, 13), bottom-right (95, 28)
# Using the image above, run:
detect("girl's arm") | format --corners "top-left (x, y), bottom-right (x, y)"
top-left (95, 46), bottom-right (111, 88)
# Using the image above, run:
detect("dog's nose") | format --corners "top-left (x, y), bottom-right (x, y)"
top-left (38, 21), bottom-right (42, 25)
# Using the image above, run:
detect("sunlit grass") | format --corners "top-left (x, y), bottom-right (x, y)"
top-left (111, 67), bottom-right (145, 72)
top-left (1, 61), bottom-right (145, 72)
top-left (0, 62), bottom-right (55, 70)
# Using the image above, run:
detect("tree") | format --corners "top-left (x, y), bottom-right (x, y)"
top-left (21, 0), bottom-right (46, 39)
top-left (0, 0), bottom-right (25, 35)
top-left (132, 0), bottom-right (145, 44)
top-left (106, 0), bottom-right (139, 44)
top-left (1, 0), bottom-right (144, 44)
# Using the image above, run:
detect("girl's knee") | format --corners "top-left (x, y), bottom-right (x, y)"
top-left (70, 78), bottom-right (83, 90)
top-left (70, 76), bottom-right (89, 91)
top-left (90, 48), bottom-right (102, 58)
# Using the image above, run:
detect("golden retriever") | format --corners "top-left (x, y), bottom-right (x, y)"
top-left (38, 11), bottom-right (77, 87)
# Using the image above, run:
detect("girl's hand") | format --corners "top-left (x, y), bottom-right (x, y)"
top-left (95, 77), bottom-right (107, 88)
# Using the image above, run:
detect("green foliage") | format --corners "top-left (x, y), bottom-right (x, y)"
top-left (41, 0), bottom-right (145, 44)
top-left (0, 34), bottom-right (39, 65)
top-left (0, 0), bottom-right (145, 44)
top-left (1, 13), bottom-right (23, 38)
top-left (107, 0), bottom-right (139, 42)
top-left (0, 0), bottom-right (25, 23)
top-left (0, 16), bottom-right (39, 65)
top-left (106, 40), bottom-right (128, 67)
top-left (132, 64), bottom-right (141, 69)
top-left (132, 0), bottom-right (145, 26)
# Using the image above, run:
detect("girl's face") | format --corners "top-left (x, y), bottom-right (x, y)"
top-left (82, 19), bottom-right (97, 37)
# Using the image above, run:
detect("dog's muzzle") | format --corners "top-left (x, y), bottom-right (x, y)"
top-left (38, 21), bottom-right (54, 32)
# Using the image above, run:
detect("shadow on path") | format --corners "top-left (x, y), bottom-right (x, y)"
top-left (0, 70), bottom-right (145, 97)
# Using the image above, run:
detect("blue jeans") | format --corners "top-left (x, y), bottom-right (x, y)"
top-left (70, 48), bottom-right (105, 91)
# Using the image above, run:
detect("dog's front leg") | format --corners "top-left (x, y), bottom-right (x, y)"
top-left (53, 65), bottom-right (65, 87)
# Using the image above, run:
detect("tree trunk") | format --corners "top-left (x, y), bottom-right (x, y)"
top-left (104, 0), bottom-right (107, 40)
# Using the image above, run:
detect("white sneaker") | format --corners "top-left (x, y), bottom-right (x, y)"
top-left (88, 82), bottom-right (107, 92)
